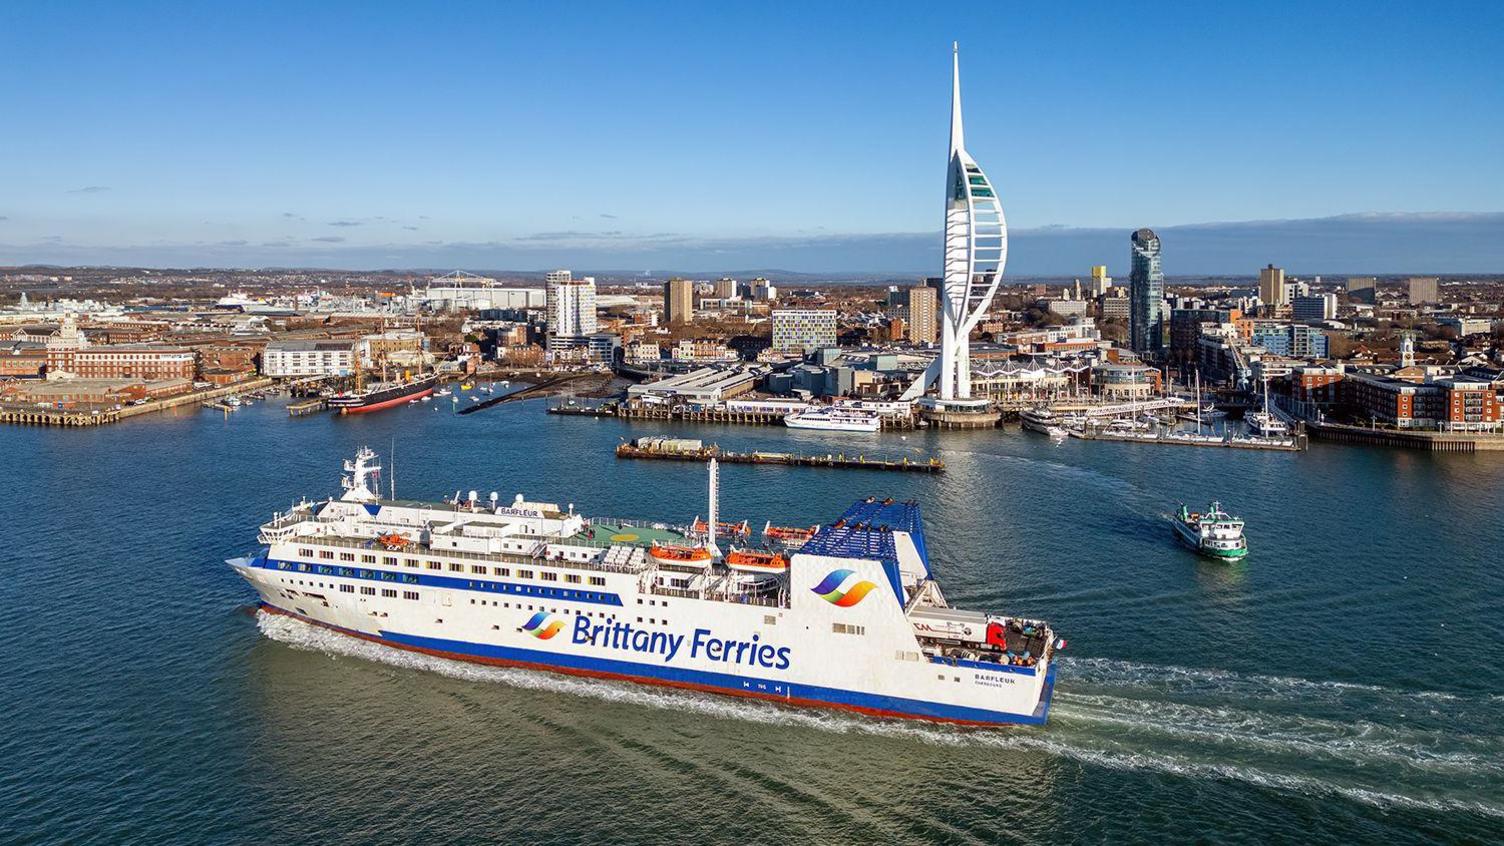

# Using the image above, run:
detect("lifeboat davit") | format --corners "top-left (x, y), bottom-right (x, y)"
top-left (649, 543), bottom-right (713, 564)
top-left (725, 549), bottom-right (788, 573)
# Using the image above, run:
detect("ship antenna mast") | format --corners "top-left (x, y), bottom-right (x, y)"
top-left (706, 457), bottom-right (721, 558)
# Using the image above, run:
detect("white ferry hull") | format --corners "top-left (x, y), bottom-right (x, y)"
top-left (231, 549), bottom-right (1055, 726)
top-left (784, 417), bottom-right (881, 433)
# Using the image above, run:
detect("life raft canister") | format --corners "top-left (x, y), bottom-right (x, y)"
top-left (986, 621), bottom-right (1008, 648)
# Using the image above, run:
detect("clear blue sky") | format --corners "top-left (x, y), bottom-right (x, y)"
top-left (1, 1), bottom-right (1501, 272)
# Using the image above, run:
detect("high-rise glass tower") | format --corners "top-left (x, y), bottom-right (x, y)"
top-left (1129, 228), bottom-right (1164, 355)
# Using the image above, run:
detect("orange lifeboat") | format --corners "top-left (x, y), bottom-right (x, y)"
top-left (763, 523), bottom-right (817, 549)
top-left (725, 549), bottom-right (788, 573)
top-left (649, 543), bottom-right (713, 564)
top-left (377, 532), bottom-right (410, 550)
top-left (692, 517), bottom-right (750, 538)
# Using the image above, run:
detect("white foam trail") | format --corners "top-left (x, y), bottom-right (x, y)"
top-left (256, 612), bottom-right (1504, 820)
top-left (1060, 656), bottom-right (1462, 701)
top-left (1054, 692), bottom-right (1501, 774)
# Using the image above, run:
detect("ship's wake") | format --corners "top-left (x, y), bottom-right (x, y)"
top-left (256, 612), bottom-right (1504, 821)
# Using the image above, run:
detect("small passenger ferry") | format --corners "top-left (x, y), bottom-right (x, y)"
top-left (1172, 502), bottom-right (1249, 560)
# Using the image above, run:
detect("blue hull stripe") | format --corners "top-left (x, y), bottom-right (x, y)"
top-left (374, 626), bottom-right (1055, 726)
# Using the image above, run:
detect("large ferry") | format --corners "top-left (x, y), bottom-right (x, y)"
top-left (229, 448), bottom-right (1061, 726)
top-left (328, 372), bottom-right (439, 414)
top-left (784, 406), bottom-right (882, 432)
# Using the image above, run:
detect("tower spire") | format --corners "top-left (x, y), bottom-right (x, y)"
top-left (950, 42), bottom-right (964, 155)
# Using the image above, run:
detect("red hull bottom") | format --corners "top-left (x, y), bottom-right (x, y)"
top-left (258, 604), bottom-right (1005, 728)
top-left (337, 386), bottom-right (434, 415)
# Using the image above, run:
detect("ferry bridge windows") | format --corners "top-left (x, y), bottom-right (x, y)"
top-left (298, 548), bottom-right (313, 557)
top-left (541, 572), bottom-right (558, 582)
top-left (319, 551), bottom-right (335, 560)
top-left (339, 552), bottom-right (355, 562)
top-left (496, 568), bottom-right (511, 577)
top-left (588, 576), bottom-right (605, 587)
top-left (448, 563), bottom-right (463, 573)
top-left (360, 554), bottom-right (376, 564)
top-left (404, 559), bottom-right (418, 569)
top-left (381, 556), bottom-right (397, 566)
top-left (565, 574), bottom-right (581, 584)
top-left (471, 565), bottom-right (488, 575)
top-left (426, 561), bottom-right (441, 571)
top-left (518, 569), bottom-right (535, 580)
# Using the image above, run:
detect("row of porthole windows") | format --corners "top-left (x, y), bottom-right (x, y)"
top-left (281, 576), bottom-right (416, 602)
top-left (295, 548), bottom-right (604, 587)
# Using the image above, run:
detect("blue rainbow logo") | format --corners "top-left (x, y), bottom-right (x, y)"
top-left (811, 568), bottom-right (878, 607)
top-left (521, 611), bottom-right (563, 639)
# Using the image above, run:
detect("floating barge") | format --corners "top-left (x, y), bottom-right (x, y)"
top-left (616, 438), bottom-right (943, 473)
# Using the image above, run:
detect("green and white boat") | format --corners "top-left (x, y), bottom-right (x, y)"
top-left (1173, 501), bottom-right (1248, 560)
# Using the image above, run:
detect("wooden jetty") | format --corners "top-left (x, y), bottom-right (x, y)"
top-left (615, 442), bottom-right (943, 473)
top-left (288, 398), bottom-right (327, 416)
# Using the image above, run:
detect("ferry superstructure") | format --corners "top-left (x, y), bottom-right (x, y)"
top-left (229, 448), bottom-right (1060, 726)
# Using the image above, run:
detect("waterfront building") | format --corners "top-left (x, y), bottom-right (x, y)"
top-left (49, 341), bottom-right (197, 382)
top-left (1128, 229), bottom-right (1164, 355)
top-left (664, 279), bottom-right (695, 324)
top-left (771, 309), bottom-right (838, 354)
top-left (1291, 364), bottom-right (1345, 404)
top-left (1258, 264), bottom-right (1287, 309)
top-left (261, 339), bottom-right (358, 377)
top-left (921, 44), bottom-right (1007, 409)
top-left (1344, 371), bottom-right (1501, 431)
top-left (545, 271), bottom-right (599, 358)
top-left (1291, 294), bottom-right (1337, 322)
top-left (627, 364), bottom-right (768, 404)
top-left (1408, 276), bottom-right (1440, 305)
top-left (1091, 362), bottom-right (1158, 400)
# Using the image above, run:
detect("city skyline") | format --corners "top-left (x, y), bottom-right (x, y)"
top-left (2, 2), bottom-right (1502, 273)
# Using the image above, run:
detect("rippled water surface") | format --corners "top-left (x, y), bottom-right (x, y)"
top-left (3, 398), bottom-right (1502, 844)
